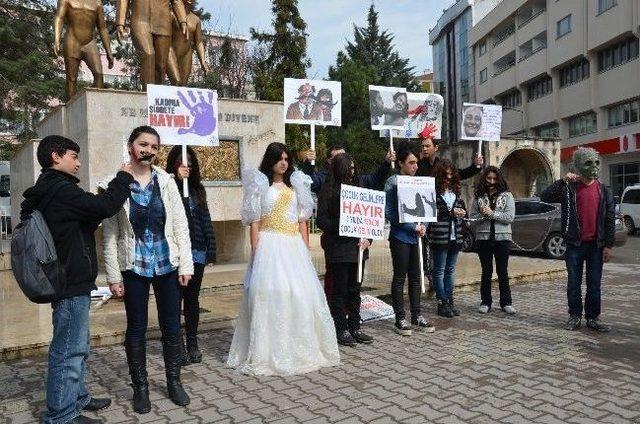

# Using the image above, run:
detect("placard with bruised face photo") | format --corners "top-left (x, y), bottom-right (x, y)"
top-left (460, 102), bottom-right (503, 142)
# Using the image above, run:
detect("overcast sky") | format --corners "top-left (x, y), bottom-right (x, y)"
top-left (200, 0), bottom-right (457, 79)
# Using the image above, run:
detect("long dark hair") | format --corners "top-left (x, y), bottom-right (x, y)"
top-left (127, 125), bottom-right (160, 145)
top-left (474, 166), bottom-right (509, 198)
top-left (320, 153), bottom-right (358, 199)
top-left (434, 158), bottom-right (461, 195)
top-left (259, 142), bottom-right (294, 186)
top-left (394, 141), bottom-right (420, 169)
top-left (165, 145), bottom-right (207, 208)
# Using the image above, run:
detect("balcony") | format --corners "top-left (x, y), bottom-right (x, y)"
top-left (492, 57), bottom-right (518, 97)
top-left (493, 52), bottom-right (517, 77)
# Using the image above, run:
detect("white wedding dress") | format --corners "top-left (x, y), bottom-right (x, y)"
top-left (226, 169), bottom-right (340, 376)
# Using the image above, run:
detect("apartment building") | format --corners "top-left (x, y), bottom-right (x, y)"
top-left (470, 0), bottom-right (640, 196)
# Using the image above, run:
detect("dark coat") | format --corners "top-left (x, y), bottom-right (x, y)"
top-left (540, 179), bottom-right (615, 248)
top-left (428, 192), bottom-right (466, 246)
top-left (178, 183), bottom-right (217, 263)
top-left (20, 169), bottom-right (133, 299)
top-left (302, 160), bottom-right (391, 194)
top-left (417, 156), bottom-right (481, 180)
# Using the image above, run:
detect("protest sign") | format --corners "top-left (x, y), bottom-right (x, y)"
top-left (339, 185), bottom-right (386, 239)
top-left (369, 85), bottom-right (408, 131)
top-left (397, 176), bottom-right (437, 223)
top-left (147, 84), bottom-right (219, 146)
top-left (380, 93), bottom-right (444, 139)
top-left (360, 295), bottom-right (395, 323)
top-left (460, 103), bottom-right (502, 142)
top-left (284, 78), bottom-right (341, 126)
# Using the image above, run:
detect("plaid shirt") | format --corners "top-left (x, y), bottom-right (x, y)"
top-left (129, 172), bottom-right (175, 277)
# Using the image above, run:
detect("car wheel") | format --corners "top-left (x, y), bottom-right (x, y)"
top-left (462, 229), bottom-right (474, 252)
top-left (544, 233), bottom-right (566, 259)
top-left (623, 216), bottom-right (636, 235)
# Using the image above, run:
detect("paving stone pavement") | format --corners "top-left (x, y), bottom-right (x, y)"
top-left (1, 263), bottom-right (639, 424)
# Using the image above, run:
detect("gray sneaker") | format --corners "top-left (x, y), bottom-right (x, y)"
top-left (394, 319), bottom-right (412, 336)
top-left (586, 318), bottom-right (610, 333)
top-left (478, 304), bottom-right (490, 314)
top-left (565, 315), bottom-right (581, 331)
top-left (502, 305), bottom-right (517, 315)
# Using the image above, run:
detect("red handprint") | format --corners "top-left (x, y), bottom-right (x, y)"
top-left (419, 123), bottom-right (438, 139)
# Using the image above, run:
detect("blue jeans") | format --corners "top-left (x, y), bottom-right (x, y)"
top-left (43, 294), bottom-right (91, 424)
top-left (432, 242), bottom-right (460, 301)
top-left (123, 270), bottom-right (181, 342)
top-left (565, 241), bottom-right (603, 319)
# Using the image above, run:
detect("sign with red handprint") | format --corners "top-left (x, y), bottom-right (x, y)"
top-left (147, 84), bottom-right (219, 147)
top-left (379, 92), bottom-right (444, 139)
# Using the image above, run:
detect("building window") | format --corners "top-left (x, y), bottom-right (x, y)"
top-left (568, 112), bottom-right (598, 137)
top-left (479, 41), bottom-right (487, 56)
top-left (598, 0), bottom-right (617, 15)
top-left (610, 162), bottom-right (639, 197)
top-left (557, 15), bottom-right (572, 38)
top-left (598, 37), bottom-right (640, 73)
top-left (559, 58), bottom-right (590, 87)
top-left (479, 68), bottom-right (488, 83)
top-left (526, 75), bottom-right (553, 101)
top-left (533, 122), bottom-right (560, 138)
top-left (498, 90), bottom-right (522, 108)
top-left (607, 99), bottom-right (640, 128)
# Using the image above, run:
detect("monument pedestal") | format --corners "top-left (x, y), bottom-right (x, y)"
top-left (12, 88), bottom-right (284, 264)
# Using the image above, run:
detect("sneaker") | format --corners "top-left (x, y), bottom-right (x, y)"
top-left (337, 330), bottom-right (358, 347)
top-left (350, 329), bottom-right (374, 344)
top-left (448, 298), bottom-right (460, 316)
top-left (394, 319), bottom-right (412, 336)
top-left (565, 315), bottom-right (582, 331)
top-left (502, 305), bottom-right (517, 315)
top-left (411, 315), bottom-right (436, 333)
top-left (437, 301), bottom-right (453, 318)
top-left (586, 318), bottom-right (610, 333)
top-left (478, 304), bottom-right (490, 314)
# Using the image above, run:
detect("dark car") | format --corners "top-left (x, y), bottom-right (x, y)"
top-left (462, 198), bottom-right (627, 259)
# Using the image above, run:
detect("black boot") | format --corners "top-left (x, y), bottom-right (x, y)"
top-left (179, 332), bottom-right (190, 367)
top-left (186, 335), bottom-right (202, 363)
top-left (125, 340), bottom-right (151, 414)
top-left (448, 297), bottom-right (460, 316)
top-left (162, 334), bottom-right (190, 406)
top-left (437, 299), bottom-right (453, 318)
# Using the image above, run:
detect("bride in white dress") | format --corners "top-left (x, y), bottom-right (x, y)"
top-left (227, 142), bottom-right (340, 376)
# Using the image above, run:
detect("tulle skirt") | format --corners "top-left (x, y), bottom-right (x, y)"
top-left (227, 230), bottom-right (340, 375)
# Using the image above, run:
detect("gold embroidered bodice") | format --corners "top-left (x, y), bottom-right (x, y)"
top-left (260, 185), bottom-right (299, 235)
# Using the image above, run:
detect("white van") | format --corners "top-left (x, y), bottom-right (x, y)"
top-left (620, 183), bottom-right (640, 235)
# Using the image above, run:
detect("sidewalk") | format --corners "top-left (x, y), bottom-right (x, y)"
top-left (0, 236), bottom-right (566, 360)
top-left (2, 264), bottom-right (639, 423)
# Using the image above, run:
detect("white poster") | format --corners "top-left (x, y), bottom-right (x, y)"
top-left (147, 84), bottom-right (219, 146)
top-left (360, 295), bottom-right (395, 322)
top-left (461, 103), bottom-right (502, 142)
top-left (339, 184), bottom-right (386, 240)
top-left (380, 92), bottom-right (444, 139)
top-left (369, 85), bottom-right (408, 131)
top-left (284, 78), bottom-right (341, 126)
top-left (397, 175), bottom-right (437, 223)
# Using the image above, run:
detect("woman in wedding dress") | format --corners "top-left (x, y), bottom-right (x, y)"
top-left (227, 142), bottom-right (340, 376)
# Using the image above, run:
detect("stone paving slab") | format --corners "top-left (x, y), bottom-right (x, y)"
top-left (1, 263), bottom-right (639, 423)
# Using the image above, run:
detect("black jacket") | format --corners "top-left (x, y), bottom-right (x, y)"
top-left (302, 160), bottom-right (391, 194)
top-left (417, 156), bottom-right (481, 180)
top-left (316, 189), bottom-right (370, 263)
top-left (428, 193), bottom-right (466, 246)
top-left (540, 179), bottom-right (615, 248)
top-left (178, 183), bottom-right (217, 264)
top-left (20, 169), bottom-right (133, 299)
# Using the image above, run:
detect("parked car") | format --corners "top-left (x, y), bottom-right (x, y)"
top-left (619, 183), bottom-right (640, 235)
top-left (462, 198), bottom-right (627, 259)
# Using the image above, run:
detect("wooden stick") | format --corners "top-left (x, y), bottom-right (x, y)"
top-left (418, 228), bottom-right (426, 293)
top-left (310, 124), bottom-right (316, 166)
top-left (182, 143), bottom-right (189, 198)
top-left (357, 240), bottom-right (364, 283)
top-left (389, 133), bottom-right (395, 169)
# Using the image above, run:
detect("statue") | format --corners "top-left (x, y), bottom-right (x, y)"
top-left (116, 0), bottom-right (189, 88)
top-left (53, 0), bottom-right (114, 98)
top-left (167, 0), bottom-right (209, 85)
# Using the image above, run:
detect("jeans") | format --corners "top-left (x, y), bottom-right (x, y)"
top-left (181, 263), bottom-right (205, 337)
top-left (329, 262), bottom-right (363, 333)
top-left (432, 242), bottom-right (460, 301)
top-left (390, 238), bottom-right (422, 321)
top-left (565, 241), bottom-right (604, 319)
top-left (43, 294), bottom-right (91, 424)
top-left (477, 240), bottom-right (512, 308)
top-left (123, 270), bottom-right (181, 342)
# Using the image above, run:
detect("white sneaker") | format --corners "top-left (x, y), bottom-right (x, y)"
top-left (478, 304), bottom-right (490, 314)
top-left (502, 305), bottom-right (517, 315)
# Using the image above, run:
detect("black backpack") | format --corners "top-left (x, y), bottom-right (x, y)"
top-left (11, 182), bottom-right (66, 303)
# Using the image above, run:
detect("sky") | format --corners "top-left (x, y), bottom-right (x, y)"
top-left (200, 0), bottom-right (457, 79)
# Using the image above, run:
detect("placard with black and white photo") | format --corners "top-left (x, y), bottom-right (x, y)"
top-left (369, 85), bottom-right (408, 131)
top-left (460, 103), bottom-right (503, 141)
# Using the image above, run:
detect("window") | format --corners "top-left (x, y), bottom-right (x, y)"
top-left (598, 0), bottom-right (617, 15)
top-left (559, 58), bottom-right (590, 87)
top-left (557, 15), bottom-right (572, 38)
top-left (611, 163), bottom-right (640, 197)
top-left (598, 37), bottom-right (640, 72)
top-left (568, 112), bottom-right (598, 137)
top-left (533, 122), bottom-right (560, 138)
top-left (526, 75), bottom-right (553, 101)
top-left (479, 41), bottom-right (487, 56)
top-left (622, 187), bottom-right (640, 204)
top-left (498, 90), bottom-right (522, 108)
top-left (607, 99), bottom-right (640, 128)
top-left (479, 68), bottom-right (488, 83)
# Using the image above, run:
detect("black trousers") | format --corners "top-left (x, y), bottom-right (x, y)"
top-left (390, 238), bottom-right (422, 321)
top-left (180, 263), bottom-right (205, 337)
top-left (329, 262), bottom-right (363, 333)
top-left (477, 240), bottom-right (512, 308)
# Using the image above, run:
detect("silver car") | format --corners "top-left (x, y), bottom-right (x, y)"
top-left (462, 198), bottom-right (627, 259)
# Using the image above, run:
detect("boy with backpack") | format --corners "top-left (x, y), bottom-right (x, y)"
top-left (17, 135), bottom-right (133, 424)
